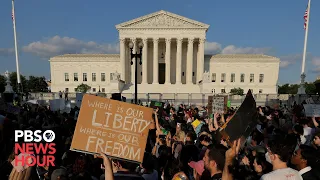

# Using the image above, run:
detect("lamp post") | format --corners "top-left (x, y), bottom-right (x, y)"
top-left (129, 41), bottom-right (143, 104)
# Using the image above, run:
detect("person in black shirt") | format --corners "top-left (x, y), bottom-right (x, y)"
top-left (203, 144), bottom-right (227, 180)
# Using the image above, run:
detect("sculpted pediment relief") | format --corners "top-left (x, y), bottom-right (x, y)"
top-left (116, 10), bottom-right (209, 29)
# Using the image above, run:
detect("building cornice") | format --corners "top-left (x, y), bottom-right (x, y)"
top-left (49, 54), bottom-right (120, 62)
top-left (207, 54), bottom-right (280, 63)
top-left (116, 10), bottom-right (209, 31)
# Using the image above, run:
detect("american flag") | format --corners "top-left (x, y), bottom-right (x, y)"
top-left (304, 5), bottom-right (309, 30)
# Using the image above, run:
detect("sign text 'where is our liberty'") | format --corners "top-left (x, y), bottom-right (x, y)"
top-left (71, 94), bottom-right (153, 163)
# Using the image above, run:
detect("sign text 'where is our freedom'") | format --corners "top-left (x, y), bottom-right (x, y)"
top-left (71, 94), bottom-right (153, 163)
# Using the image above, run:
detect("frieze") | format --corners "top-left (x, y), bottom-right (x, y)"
top-left (116, 10), bottom-right (209, 29)
top-left (126, 14), bottom-right (200, 28)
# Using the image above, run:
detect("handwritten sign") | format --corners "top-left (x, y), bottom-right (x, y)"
top-left (70, 94), bottom-right (153, 163)
top-left (303, 104), bottom-right (320, 117)
top-left (212, 96), bottom-right (227, 114)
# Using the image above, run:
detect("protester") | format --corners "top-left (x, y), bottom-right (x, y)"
top-left (1, 93), bottom-right (320, 180)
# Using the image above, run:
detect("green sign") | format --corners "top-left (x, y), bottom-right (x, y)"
top-left (227, 100), bottom-right (231, 108)
top-left (154, 101), bottom-right (162, 107)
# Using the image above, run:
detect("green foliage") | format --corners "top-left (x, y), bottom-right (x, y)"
top-left (9, 72), bottom-right (28, 93)
top-left (27, 76), bottom-right (48, 92)
top-left (75, 83), bottom-right (91, 93)
top-left (0, 72), bottom-right (48, 93)
top-left (278, 82), bottom-right (317, 94)
top-left (230, 87), bottom-right (244, 95)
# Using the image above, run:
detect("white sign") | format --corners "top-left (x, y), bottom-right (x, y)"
top-left (49, 99), bottom-right (66, 111)
top-left (305, 97), bottom-right (314, 104)
top-left (212, 96), bottom-right (226, 114)
top-left (303, 104), bottom-right (320, 117)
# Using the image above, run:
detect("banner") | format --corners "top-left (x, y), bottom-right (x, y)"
top-left (150, 101), bottom-right (164, 114)
top-left (208, 96), bottom-right (227, 114)
top-left (220, 90), bottom-right (257, 143)
top-left (70, 94), bottom-right (153, 163)
top-left (303, 104), bottom-right (320, 117)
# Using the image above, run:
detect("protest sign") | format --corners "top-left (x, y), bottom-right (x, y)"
top-left (303, 104), bottom-right (320, 117)
top-left (212, 96), bottom-right (227, 114)
top-left (305, 97), bottom-right (314, 104)
top-left (220, 90), bottom-right (257, 145)
top-left (150, 101), bottom-right (164, 115)
top-left (70, 94), bottom-right (153, 163)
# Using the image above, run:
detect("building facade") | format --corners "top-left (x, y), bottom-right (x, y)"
top-left (50, 10), bottom-right (280, 94)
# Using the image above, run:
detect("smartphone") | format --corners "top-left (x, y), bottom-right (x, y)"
top-left (159, 135), bottom-right (166, 139)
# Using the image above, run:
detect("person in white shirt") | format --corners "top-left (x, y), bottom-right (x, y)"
top-left (291, 145), bottom-right (320, 180)
top-left (261, 135), bottom-right (303, 180)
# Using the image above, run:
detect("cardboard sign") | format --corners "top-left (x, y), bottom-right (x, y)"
top-left (220, 90), bottom-right (257, 144)
top-left (70, 94), bottom-right (153, 163)
top-left (303, 104), bottom-right (320, 117)
top-left (212, 96), bottom-right (227, 114)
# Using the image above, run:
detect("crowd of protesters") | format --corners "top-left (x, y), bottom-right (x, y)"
top-left (0, 96), bottom-right (320, 180)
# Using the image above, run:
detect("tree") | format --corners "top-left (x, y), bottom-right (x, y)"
top-left (27, 76), bottom-right (48, 92)
top-left (278, 83), bottom-right (317, 94)
top-left (278, 84), bottom-right (299, 94)
top-left (0, 75), bottom-right (6, 93)
top-left (305, 82), bottom-right (317, 94)
top-left (9, 72), bottom-right (28, 93)
top-left (75, 83), bottom-right (91, 93)
top-left (230, 87), bottom-right (244, 95)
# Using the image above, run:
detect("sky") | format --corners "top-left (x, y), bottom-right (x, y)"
top-left (0, 0), bottom-right (319, 84)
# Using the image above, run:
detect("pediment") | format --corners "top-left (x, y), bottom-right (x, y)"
top-left (116, 10), bottom-right (209, 30)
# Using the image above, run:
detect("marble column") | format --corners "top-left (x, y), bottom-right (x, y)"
top-left (165, 38), bottom-right (171, 84)
top-left (176, 38), bottom-right (183, 84)
top-left (153, 38), bottom-right (159, 84)
top-left (130, 38), bottom-right (137, 83)
top-left (197, 38), bottom-right (205, 83)
top-left (186, 38), bottom-right (194, 84)
top-left (142, 38), bottom-right (148, 84)
top-left (119, 38), bottom-right (126, 81)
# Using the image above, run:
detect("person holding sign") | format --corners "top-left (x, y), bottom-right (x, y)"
top-left (98, 152), bottom-right (114, 180)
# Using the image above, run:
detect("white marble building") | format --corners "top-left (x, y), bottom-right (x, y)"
top-left (50, 10), bottom-right (280, 94)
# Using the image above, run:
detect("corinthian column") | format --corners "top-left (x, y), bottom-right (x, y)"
top-left (130, 38), bottom-right (137, 83)
top-left (197, 38), bottom-right (205, 83)
top-left (186, 38), bottom-right (194, 84)
top-left (176, 38), bottom-right (183, 84)
top-left (119, 38), bottom-right (126, 82)
top-left (142, 38), bottom-right (148, 84)
top-left (165, 38), bottom-right (171, 84)
top-left (153, 38), bottom-right (159, 84)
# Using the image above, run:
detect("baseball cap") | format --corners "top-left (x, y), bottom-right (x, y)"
top-left (188, 160), bottom-right (204, 176)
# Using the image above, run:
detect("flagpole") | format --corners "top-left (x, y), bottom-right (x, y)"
top-left (298, 0), bottom-right (311, 94)
top-left (12, 0), bottom-right (21, 94)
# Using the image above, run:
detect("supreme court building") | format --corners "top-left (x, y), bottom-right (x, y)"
top-left (50, 10), bottom-right (280, 94)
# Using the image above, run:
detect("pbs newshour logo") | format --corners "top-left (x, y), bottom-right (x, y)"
top-left (14, 130), bottom-right (56, 167)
